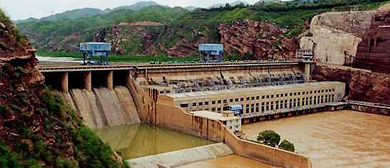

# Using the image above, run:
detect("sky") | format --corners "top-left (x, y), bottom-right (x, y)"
top-left (0, 0), bottom-right (261, 20)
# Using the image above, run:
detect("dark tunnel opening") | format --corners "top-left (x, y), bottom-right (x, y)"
top-left (69, 72), bottom-right (86, 89)
top-left (92, 71), bottom-right (108, 88)
top-left (113, 70), bottom-right (129, 87)
top-left (43, 72), bottom-right (63, 91)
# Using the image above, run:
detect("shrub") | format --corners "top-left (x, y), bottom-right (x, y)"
top-left (257, 130), bottom-right (281, 147)
top-left (278, 140), bottom-right (295, 152)
top-left (56, 157), bottom-right (78, 168)
top-left (0, 142), bottom-right (22, 168)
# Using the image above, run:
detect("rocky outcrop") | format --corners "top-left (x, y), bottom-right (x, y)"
top-left (300, 11), bottom-right (375, 65)
top-left (94, 23), bottom-right (207, 57)
top-left (354, 10), bottom-right (390, 73)
top-left (219, 20), bottom-right (298, 60)
top-left (312, 64), bottom-right (390, 105)
top-left (94, 20), bottom-right (299, 59)
top-left (0, 17), bottom-right (34, 62)
top-left (0, 10), bottom-right (127, 168)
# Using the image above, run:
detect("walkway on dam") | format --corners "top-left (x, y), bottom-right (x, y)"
top-left (127, 143), bottom-right (233, 168)
top-left (37, 61), bottom-right (303, 72)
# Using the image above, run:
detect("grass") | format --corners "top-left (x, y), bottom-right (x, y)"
top-left (37, 51), bottom-right (200, 63)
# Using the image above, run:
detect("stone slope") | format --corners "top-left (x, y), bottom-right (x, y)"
top-left (0, 9), bottom-right (128, 168)
top-left (300, 11), bottom-right (375, 65)
top-left (219, 20), bottom-right (298, 60)
top-left (312, 64), bottom-right (390, 105)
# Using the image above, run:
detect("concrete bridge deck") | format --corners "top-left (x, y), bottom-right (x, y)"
top-left (38, 61), bottom-right (304, 72)
top-left (39, 61), bottom-right (313, 93)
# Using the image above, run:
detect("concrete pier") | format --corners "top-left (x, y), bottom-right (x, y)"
top-left (84, 72), bottom-right (92, 91)
top-left (61, 72), bottom-right (68, 92)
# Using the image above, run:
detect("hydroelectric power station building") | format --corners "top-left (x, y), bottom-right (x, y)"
top-left (159, 81), bottom-right (345, 123)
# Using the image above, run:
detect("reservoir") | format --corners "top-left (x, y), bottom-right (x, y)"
top-left (94, 123), bottom-right (214, 159)
top-left (242, 110), bottom-right (390, 168)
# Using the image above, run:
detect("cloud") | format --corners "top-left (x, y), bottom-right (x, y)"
top-left (1, 0), bottom-right (259, 20)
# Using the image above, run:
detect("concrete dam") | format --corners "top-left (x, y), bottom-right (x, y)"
top-left (39, 62), bottom-right (320, 168)
top-left (40, 61), bottom-right (312, 128)
top-left (69, 87), bottom-right (140, 128)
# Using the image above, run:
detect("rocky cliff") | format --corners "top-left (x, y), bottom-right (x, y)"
top-left (0, 10), bottom-right (127, 168)
top-left (94, 22), bottom-right (207, 57)
top-left (219, 20), bottom-right (298, 60)
top-left (95, 20), bottom-right (298, 59)
top-left (312, 64), bottom-right (390, 105)
top-left (300, 11), bottom-right (375, 65)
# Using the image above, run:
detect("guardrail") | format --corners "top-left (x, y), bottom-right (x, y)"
top-left (38, 61), bottom-right (303, 72)
top-left (38, 65), bottom-right (135, 72)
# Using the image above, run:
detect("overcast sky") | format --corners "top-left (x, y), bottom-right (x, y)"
top-left (0, 0), bottom-right (262, 20)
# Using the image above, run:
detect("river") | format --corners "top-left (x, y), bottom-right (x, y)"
top-left (242, 110), bottom-right (390, 168)
top-left (94, 123), bottom-right (214, 160)
top-left (176, 154), bottom-right (281, 168)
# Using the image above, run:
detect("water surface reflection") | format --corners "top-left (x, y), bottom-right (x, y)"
top-left (242, 110), bottom-right (390, 168)
top-left (94, 124), bottom-right (214, 159)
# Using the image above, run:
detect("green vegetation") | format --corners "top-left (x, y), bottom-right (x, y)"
top-left (37, 51), bottom-right (199, 63)
top-left (17, 0), bottom-right (390, 57)
top-left (278, 140), bottom-right (295, 152)
top-left (0, 57), bottom-right (129, 167)
top-left (257, 130), bottom-right (295, 152)
top-left (257, 130), bottom-right (281, 147)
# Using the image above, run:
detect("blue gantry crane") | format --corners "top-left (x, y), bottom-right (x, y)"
top-left (80, 42), bottom-right (112, 65)
top-left (199, 44), bottom-right (224, 62)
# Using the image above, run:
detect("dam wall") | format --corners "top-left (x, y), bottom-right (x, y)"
top-left (68, 87), bottom-right (140, 128)
top-left (135, 63), bottom-right (306, 87)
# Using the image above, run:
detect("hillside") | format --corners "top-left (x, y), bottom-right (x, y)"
top-left (40, 8), bottom-right (103, 21)
top-left (17, 0), bottom-right (390, 59)
top-left (0, 9), bottom-right (128, 168)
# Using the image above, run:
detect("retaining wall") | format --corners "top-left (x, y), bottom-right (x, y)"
top-left (128, 77), bottom-right (312, 168)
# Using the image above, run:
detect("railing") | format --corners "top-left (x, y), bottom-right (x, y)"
top-left (38, 61), bottom-right (304, 72)
top-left (38, 65), bottom-right (134, 72)
top-left (346, 100), bottom-right (390, 110)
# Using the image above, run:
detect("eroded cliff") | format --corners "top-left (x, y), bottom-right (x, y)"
top-left (312, 64), bottom-right (390, 105)
top-left (219, 20), bottom-right (298, 60)
top-left (300, 11), bottom-right (375, 65)
top-left (95, 20), bottom-right (298, 59)
top-left (0, 10), bottom-right (127, 168)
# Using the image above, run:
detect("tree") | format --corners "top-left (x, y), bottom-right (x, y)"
top-left (257, 130), bottom-right (281, 147)
top-left (278, 140), bottom-right (295, 152)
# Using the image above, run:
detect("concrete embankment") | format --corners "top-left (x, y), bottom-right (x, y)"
top-left (68, 87), bottom-right (140, 128)
top-left (127, 143), bottom-right (233, 168)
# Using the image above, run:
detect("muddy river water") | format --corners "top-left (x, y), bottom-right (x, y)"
top-left (176, 154), bottom-right (281, 168)
top-left (242, 110), bottom-right (390, 168)
top-left (94, 124), bottom-right (213, 159)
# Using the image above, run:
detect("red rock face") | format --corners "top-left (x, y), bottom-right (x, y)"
top-left (0, 18), bottom-right (43, 88)
top-left (93, 24), bottom-right (207, 57)
top-left (218, 20), bottom-right (298, 60)
top-left (0, 21), bottom-right (34, 62)
top-left (94, 20), bottom-right (299, 58)
top-left (312, 65), bottom-right (390, 105)
top-left (354, 12), bottom-right (390, 73)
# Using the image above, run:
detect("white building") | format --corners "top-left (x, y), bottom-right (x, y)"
top-left (191, 111), bottom-right (241, 132)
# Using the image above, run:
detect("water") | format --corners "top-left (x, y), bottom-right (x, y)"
top-left (176, 154), bottom-right (282, 168)
top-left (242, 110), bottom-right (390, 168)
top-left (36, 56), bottom-right (81, 63)
top-left (94, 124), bottom-right (214, 159)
